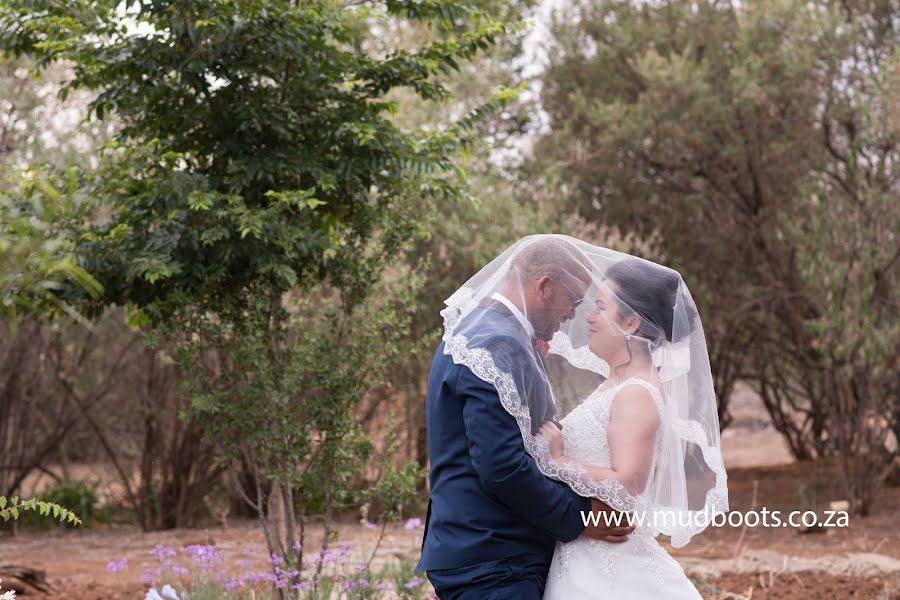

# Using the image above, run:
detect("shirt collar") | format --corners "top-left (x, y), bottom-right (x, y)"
top-left (491, 292), bottom-right (535, 340)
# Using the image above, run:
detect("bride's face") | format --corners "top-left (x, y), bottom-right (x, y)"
top-left (586, 283), bottom-right (635, 362)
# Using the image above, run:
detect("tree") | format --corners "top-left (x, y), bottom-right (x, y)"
top-left (0, 169), bottom-right (93, 536)
top-left (2, 0), bottom-right (517, 591)
top-left (1, 0), bottom-right (513, 316)
top-left (785, 0), bottom-right (899, 514)
top-left (529, 0), bottom-right (898, 512)
top-left (530, 0), bottom-right (830, 441)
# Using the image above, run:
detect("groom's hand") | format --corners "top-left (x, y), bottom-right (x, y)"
top-left (582, 498), bottom-right (635, 543)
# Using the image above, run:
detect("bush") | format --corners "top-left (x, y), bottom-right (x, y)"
top-left (21, 480), bottom-right (101, 531)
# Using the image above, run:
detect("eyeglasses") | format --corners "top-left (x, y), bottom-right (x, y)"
top-left (551, 277), bottom-right (584, 312)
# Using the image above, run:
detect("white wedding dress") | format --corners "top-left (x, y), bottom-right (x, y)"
top-left (543, 379), bottom-right (702, 600)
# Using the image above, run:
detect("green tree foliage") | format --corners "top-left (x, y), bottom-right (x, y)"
top-left (0, 168), bottom-right (102, 323)
top-left (1, 0), bottom-right (518, 586)
top-left (531, 0), bottom-right (827, 437)
top-left (785, 1), bottom-right (899, 514)
top-left (1, 0), bottom-right (516, 318)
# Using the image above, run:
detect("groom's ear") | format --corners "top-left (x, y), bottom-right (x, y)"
top-left (535, 275), bottom-right (554, 302)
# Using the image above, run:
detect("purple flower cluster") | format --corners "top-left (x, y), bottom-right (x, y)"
top-left (313, 543), bottom-right (351, 565)
top-left (129, 539), bottom-right (427, 597)
top-left (150, 544), bottom-right (176, 561)
top-left (142, 544), bottom-right (191, 584)
top-left (106, 557), bottom-right (128, 574)
top-left (221, 552), bottom-right (301, 592)
top-left (181, 544), bottom-right (222, 572)
top-left (342, 579), bottom-right (370, 591)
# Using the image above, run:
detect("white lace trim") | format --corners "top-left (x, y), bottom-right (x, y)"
top-left (547, 331), bottom-right (609, 377)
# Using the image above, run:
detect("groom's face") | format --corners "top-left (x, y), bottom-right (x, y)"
top-left (531, 274), bottom-right (589, 341)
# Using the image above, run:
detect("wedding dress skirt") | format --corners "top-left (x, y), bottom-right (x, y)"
top-left (543, 379), bottom-right (702, 600)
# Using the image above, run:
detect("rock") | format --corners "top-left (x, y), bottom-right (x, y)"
top-left (677, 550), bottom-right (900, 578)
top-left (0, 564), bottom-right (52, 595)
top-left (845, 553), bottom-right (900, 577)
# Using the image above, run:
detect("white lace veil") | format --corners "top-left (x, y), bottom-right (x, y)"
top-left (441, 234), bottom-right (728, 546)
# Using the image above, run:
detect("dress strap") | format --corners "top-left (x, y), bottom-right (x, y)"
top-left (615, 378), bottom-right (665, 417)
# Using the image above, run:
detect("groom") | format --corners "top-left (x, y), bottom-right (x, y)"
top-left (417, 238), bottom-right (635, 599)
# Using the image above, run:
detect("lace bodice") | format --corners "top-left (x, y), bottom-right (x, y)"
top-left (558, 378), bottom-right (664, 470)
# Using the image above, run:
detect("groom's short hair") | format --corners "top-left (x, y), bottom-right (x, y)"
top-left (510, 237), bottom-right (591, 284)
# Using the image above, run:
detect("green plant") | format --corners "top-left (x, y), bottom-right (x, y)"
top-left (0, 495), bottom-right (81, 526)
top-left (384, 557), bottom-right (429, 599)
top-left (41, 480), bottom-right (100, 528)
top-left (0, 167), bottom-right (101, 324)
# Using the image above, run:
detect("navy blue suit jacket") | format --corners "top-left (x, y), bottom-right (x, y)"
top-left (417, 302), bottom-right (591, 572)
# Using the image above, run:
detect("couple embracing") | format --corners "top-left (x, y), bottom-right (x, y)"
top-left (417, 235), bottom-right (728, 599)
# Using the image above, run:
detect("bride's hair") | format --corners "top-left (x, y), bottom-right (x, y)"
top-left (605, 258), bottom-right (695, 344)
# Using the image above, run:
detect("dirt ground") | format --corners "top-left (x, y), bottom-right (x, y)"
top-left (699, 572), bottom-right (899, 600)
top-left (2, 385), bottom-right (898, 599)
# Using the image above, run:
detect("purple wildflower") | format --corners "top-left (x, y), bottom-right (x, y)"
top-left (141, 568), bottom-right (158, 585)
top-left (150, 545), bottom-right (177, 561)
top-left (106, 558), bottom-right (128, 574)
top-left (160, 560), bottom-right (189, 577)
top-left (181, 544), bottom-right (222, 572)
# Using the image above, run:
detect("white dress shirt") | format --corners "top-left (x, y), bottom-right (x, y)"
top-left (491, 292), bottom-right (535, 340)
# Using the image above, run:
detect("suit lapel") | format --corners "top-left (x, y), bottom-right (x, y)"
top-left (478, 299), bottom-right (557, 430)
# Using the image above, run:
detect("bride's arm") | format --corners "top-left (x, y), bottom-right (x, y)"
top-left (539, 385), bottom-right (660, 496)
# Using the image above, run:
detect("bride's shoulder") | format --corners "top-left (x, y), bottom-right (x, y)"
top-left (610, 379), bottom-right (664, 420)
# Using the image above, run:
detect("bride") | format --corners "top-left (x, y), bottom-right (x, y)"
top-left (538, 257), bottom-right (727, 599)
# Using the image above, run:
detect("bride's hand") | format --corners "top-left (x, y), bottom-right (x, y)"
top-left (538, 422), bottom-right (564, 458)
